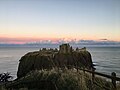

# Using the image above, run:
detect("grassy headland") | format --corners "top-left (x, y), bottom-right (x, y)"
top-left (1, 68), bottom-right (120, 90)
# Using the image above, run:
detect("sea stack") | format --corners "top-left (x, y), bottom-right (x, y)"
top-left (17, 44), bottom-right (94, 78)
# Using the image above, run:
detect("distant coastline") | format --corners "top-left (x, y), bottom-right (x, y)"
top-left (0, 43), bottom-right (120, 48)
top-left (0, 39), bottom-right (120, 47)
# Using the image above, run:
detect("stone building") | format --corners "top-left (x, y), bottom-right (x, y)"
top-left (59, 43), bottom-right (72, 53)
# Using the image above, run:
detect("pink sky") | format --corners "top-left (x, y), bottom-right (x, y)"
top-left (0, 0), bottom-right (120, 44)
top-left (0, 36), bottom-right (119, 44)
top-left (0, 36), bottom-right (61, 44)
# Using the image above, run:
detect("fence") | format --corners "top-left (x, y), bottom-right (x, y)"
top-left (4, 65), bottom-right (120, 90)
top-left (75, 66), bottom-right (120, 90)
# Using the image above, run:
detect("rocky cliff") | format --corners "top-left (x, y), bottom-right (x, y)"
top-left (17, 44), bottom-right (94, 78)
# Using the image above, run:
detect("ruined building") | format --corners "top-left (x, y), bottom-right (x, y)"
top-left (59, 43), bottom-right (72, 53)
top-left (17, 43), bottom-right (93, 78)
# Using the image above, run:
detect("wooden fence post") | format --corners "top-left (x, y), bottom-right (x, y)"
top-left (76, 65), bottom-right (78, 72)
top-left (92, 68), bottom-right (95, 82)
top-left (83, 69), bottom-right (85, 74)
top-left (111, 72), bottom-right (116, 89)
top-left (91, 69), bottom-right (95, 90)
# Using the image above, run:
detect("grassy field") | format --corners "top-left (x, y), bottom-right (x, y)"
top-left (1, 68), bottom-right (120, 90)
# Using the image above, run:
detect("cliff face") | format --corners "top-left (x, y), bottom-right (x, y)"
top-left (17, 44), bottom-right (93, 78)
top-left (17, 51), bottom-right (53, 78)
top-left (53, 51), bottom-right (92, 69)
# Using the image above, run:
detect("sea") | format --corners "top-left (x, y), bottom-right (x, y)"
top-left (0, 44), bottom-right (120, 79)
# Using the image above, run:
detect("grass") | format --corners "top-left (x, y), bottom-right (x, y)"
top-left (1, 68), bottom-right (119, 90)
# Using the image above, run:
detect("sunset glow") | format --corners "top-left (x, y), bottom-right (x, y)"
top-left (0, 0), bottom-right (120, 44)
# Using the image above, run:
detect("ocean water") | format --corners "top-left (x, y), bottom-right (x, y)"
top-left (0, 45), bottom-right (120, 79)
top-left (88, 47), bottom-right (120, 77)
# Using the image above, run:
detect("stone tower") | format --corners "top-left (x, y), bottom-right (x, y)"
top-left (59, 43), bottom-right (72, 53)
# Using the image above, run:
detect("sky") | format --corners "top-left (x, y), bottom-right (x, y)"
top-left (0, 0), bottom-right (120, 44)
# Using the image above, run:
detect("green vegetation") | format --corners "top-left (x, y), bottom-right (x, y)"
top-left (0, 72), bottom-right (13, 83)
top-left (1, 69), bottom-right (120, 90)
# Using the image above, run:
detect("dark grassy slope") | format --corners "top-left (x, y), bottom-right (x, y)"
top-left (6, 69), bottom-right (119, 90)
top-left (17, 49), bottom-right (93, 78)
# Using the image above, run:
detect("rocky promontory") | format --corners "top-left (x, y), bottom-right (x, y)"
top-left (17, 44), bottom-right (94, 78)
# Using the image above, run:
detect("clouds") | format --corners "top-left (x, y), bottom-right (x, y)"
top-left (0, 36), bottom-right (120, 46)
top-left (99, 39), bottom-right (108, 41)
top-left (77, 39), bottom-right (120, 45)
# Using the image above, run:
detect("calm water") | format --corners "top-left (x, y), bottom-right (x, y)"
top-left (0, 45), bottom-right (120, 79)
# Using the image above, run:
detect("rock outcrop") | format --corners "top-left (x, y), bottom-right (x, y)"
top-left (17, 44), bottom-right (94, 78)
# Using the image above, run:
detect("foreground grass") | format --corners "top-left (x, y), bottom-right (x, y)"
top-left (1, 69), bottom-right (120, 90)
